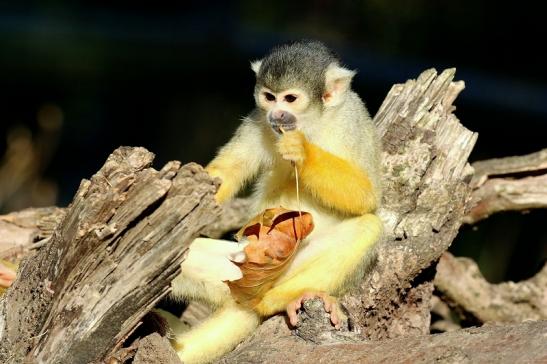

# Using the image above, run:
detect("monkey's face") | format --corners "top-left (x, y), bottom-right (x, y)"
top-left (255, 86), bottom-right (320, 134)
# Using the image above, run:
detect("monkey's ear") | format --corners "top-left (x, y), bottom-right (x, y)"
top-left (251, 60), bottom-right (262, 75)
top-left (323, 63), bottom-right (356, 107)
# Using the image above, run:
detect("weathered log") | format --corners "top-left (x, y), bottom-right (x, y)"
top-left (0, 207), bottom-right (64, 262)
top-left (221, 318), bottom-right (547, 363)
top-left (0, 147), bottom-right (220, 363)
top-left (344, 68), bottom-right (477, 338)
top-left (133, 333), bottom-right (180, 364)
top-left (464, 148), bottom-right (547, 224)
top-left (201, 198), bottom-right (253, 239)
top-left (435, 252), bottom-right (547, 323)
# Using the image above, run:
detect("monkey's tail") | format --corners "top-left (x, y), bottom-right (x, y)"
top-left (173, 301), bottom-right (260, 364)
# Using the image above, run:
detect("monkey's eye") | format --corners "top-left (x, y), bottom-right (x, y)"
top-left (264, 92), bottom-right (276, 102)
top-left (284, 94), bottom-right (297, 103)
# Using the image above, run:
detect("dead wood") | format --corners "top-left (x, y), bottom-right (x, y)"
top-left (464, 148), bottom-right (547, 223)
top-left (0, 207), bottom-right (64, 263)
top-left (221, 318), bottom-right (547, 364)
top-left (132, 333), bottom-right (180, 364)
top-left (435, 252), bottom-right (547, 323)
top-left (0, 147), bottom-right (220, 364)
top-left (342, 68), bottom-right (477, 339)
top-left (201, 198), bottom-right (253, 239)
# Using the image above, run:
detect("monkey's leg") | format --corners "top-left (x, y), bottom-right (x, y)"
top-left (169, 238), bottom-right (255, 363)
top-left (174, 301), bottom-right (260, 364)
top-left (254, 213), bottom-right (382, 318)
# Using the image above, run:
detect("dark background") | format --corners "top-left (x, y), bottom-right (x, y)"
top-left (1, 1), bottom-right (546, 283)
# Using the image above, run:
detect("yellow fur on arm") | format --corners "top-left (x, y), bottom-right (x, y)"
top-left (205, 162), bottom-right (242, 204)
top-left (205, 121), bottom-right (266, 204)
top-left (300, 142), bottom-right (377, 215)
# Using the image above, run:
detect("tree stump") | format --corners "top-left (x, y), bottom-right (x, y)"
top-left (0, 147), bottom-right (220, 363)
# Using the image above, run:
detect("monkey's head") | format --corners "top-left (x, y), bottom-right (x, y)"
top-left (251, 40), bottom-right (356, 135)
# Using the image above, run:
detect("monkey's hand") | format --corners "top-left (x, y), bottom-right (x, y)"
top-left (182, 238), bottom-right (247, 282)
top-left (205, 166), bottom-right (230, 203)
top-left (277, 130), bottom-right (307, 165)
top-left (286, 291), bottom-right (345, 329)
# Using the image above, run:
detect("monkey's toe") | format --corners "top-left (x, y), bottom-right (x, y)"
top-left (286, 291), bottom-right (343, 328)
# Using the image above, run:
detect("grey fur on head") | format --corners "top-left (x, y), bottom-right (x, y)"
top-left (255, 40), bottom-right (340, 100)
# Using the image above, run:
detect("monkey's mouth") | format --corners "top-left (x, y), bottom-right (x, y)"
top-left (270, 121), bottom-right (297, 134)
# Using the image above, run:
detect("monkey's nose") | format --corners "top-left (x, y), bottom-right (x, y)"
top-left (271, 110), bottom-right (287, 120)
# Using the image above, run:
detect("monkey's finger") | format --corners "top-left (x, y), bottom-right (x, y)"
top-left (330, 312), bottom-right (341, 329)
top-left (0, 277), bottom-right (13, 288)
top-left (227, 238), bottom-right (248, 263)
top-left (228, 250), bottom-right (246, 263)
top-left (281, 153), bottom-right (305, 164)
top-left (191, 237), bottom-right (247, 258)
top-left (320, 296), bottom-right (343, 329)
top-left (322, 297), bottom-right (334, 313)
top-left (0, 262), bottom-right (17, 288)
top-left (182, 250), bottom-right (243, 281)
top-left (286, 303), bottom-right (299, 326)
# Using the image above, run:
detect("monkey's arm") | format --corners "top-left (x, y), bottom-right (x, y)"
top-left (254, 213), bottom-right (381, 316)
top-left (278, 131), bottom-right (378, 215)
top-left (206, 120), bottom-right (266, 203)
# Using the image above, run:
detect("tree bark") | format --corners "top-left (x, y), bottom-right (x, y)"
top-left (0, 147), bottom-right (220, 363)
top-left (0, 207), bottom-right (64, 262)
top-left (464, 148), bottom-right (547, 224)
top-left (132, 333), bottom-right (180, 364)
top-left (221, 317), bottom-right (547, 364)
top-left (435, 252), bottom-right (547, 323)
top-left (344, 68), bottom-right (477, 338)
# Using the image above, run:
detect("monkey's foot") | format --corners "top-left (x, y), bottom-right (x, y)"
top-left (286, 291), bottom-right (343, 329)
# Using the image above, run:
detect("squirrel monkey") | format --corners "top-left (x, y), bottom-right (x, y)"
top-left (171, 40), bottom-right (382, 364)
